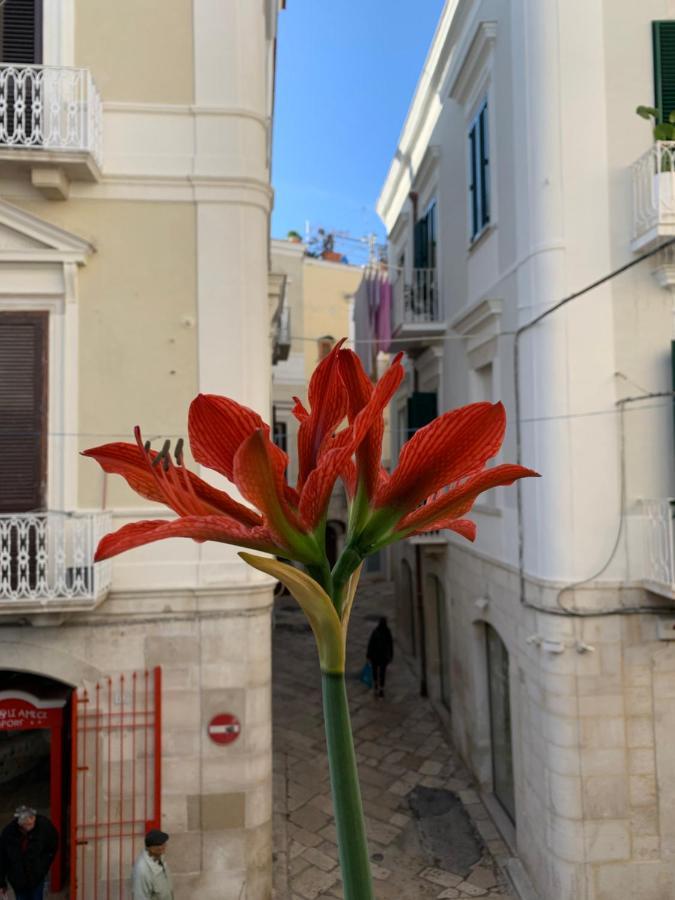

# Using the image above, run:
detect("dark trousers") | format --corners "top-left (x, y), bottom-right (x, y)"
top-left (373, 663), bottom-right (388, 693)
top-left (14, 882), bottom-right (46, 900)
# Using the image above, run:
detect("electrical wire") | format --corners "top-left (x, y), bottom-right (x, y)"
top-left (512, 239), bottom-right (675, 618)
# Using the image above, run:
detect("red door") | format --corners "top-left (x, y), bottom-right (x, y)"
top-left (70, 668), bottom-right (162, 900)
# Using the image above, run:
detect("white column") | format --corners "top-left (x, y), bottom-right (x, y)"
top-left (516, 0), bottom-right (619, 585)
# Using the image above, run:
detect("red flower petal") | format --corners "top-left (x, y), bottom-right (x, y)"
top-left (188, 394), bottom-right (269, 481)
top-left (94, 516), bottom-right (279, 561)
top-left (233, 430), bottom-right (310, 550)
top-left (338, 349), bottom-right (397, 499)
top-left (408, 519), bottom-right (477, 542)
top-left (297, 354), bottom-right (405, 528)
top-left (296, 339), bottom-right (348, 489)
top-left (377, 402), bottom-right (508, 513)
top-left (291, 396), bottom-right (309, 422)
top-left (82, 441), bottom-right (262, 527)
top-left (398, 464), bottom-right (539, 533)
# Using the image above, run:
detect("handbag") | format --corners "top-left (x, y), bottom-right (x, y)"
top-left (359, 661), bottom-right (373, 689)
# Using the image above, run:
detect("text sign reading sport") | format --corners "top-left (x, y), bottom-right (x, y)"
top-left (207, 713), bottom-right (241, 745)
top-left (0, 698), bottom-right (61, 730)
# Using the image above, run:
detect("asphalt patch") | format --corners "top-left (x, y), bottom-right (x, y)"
top-left (408, 786), bottom-right (483, 876)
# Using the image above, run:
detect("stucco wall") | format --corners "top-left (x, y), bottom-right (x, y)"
top-left (12, 199), bottom-right (198, 511)
top-left (75, 0), bottom-right (194, 104)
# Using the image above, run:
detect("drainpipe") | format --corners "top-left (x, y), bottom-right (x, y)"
top-left (412, 365), bottom-right (428, 698)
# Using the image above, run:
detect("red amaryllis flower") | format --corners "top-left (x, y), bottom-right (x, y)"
top-left (332, 351), bottom-right (538, 559)
top-left (83, 343), bottom-right (404, 567)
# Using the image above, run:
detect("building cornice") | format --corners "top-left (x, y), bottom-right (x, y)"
top-left (448, 21), bottom-right (497, 105)
top-left (376, 0), bottom-right (473, 230)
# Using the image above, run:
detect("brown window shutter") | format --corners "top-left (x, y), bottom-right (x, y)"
top-left (0, 0), bottom-right (43, 63)
top-left (0, 311), bottom-right (48, 512)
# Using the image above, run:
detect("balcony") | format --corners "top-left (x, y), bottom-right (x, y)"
top-left (642, 499), bottom-right (675, 599)
top-left (0, 511), bottom-right (113, 616)
top-left (408, 529), bottom-right (448, 548)
top-left (631, 142), bottom-right (675, 251)
top-left (0, 64), bottom-right (102, 198)
top-left (391, 268), bottom-right (445, 354)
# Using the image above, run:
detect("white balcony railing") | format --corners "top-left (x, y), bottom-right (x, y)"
top-left (408, 529), bottom-right (448, 546)
top-left (0, 64), bottom-right (102, 166)
top-left (631, 142), bottom-right (675, 251)
top-left (392, 268), bottom-right (441, 326)
top-left (0, 511), bottom-right (112, 606)
top-left (642, 499), bottom-right (675, 598)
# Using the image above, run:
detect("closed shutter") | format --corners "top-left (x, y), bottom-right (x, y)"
top-left (0, 0), bottom-right (43, 63)
top-left (653, 20), bottom-right (675, 124)
top-left (0, 312), bottom-right (48, 512)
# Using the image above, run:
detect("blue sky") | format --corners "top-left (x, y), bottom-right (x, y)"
top-left (271, 0), bottom-right (445, 265)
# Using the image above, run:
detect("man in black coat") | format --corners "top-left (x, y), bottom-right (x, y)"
top-left (0, 805), bottom-right (58, 900)
top-left (367, 617), bottom-right (394, 698)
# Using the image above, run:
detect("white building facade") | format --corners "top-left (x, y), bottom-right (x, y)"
top-left (375, 2), bottom-right (675, 898)
top-left (0, 1), bottom-right (283, 897)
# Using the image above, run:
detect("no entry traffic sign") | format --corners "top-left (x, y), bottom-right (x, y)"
top-left (208, 713), bottom-right (241, 745)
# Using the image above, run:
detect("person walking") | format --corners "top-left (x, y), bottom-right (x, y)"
top-left (0, 805), bottom-right (58, 900)
top-left (132, 829), bottom-right (174, 900)
top-left (367, 616), bottom-right (394, 698)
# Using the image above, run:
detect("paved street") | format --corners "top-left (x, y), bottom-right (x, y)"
top-left (272, 578), bottom-right (517, 900)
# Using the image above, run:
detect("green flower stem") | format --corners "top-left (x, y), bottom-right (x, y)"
top-left (321, 672), bottom-right (374, 900)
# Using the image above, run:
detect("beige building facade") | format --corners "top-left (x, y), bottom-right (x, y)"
top-left (373, 2), bottom-right (675, 899)
top-left (269, 239), bottom-right (363, 565)
top-left (0, 2), bottom-right (283, 897)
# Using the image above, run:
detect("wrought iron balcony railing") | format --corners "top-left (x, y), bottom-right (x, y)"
top-left (642, 498), bottom-right (675, 599)
top-left (392, 268), bottom-right (441, 326)
top-left (0, 511), bottom-right (112, 607)
top-left (390, 268), bottom-right (445, 353)
top-left (631, 142), bottom-right (675, 251)
top-left (0, 64), bottom-right (102, 166)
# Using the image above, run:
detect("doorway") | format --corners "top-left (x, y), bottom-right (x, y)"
top-left (0, 671), bottom-right (72, 893)
top-left (485, 625), bottom-right (515, 822)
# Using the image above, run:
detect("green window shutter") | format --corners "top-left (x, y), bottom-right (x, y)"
top-left (406, 392), bottom-right (437, 441)
top-left (653, 21), bottom-right (675, 124)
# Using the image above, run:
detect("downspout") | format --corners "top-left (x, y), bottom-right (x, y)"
top-left (412, 365), bottom-right (429, 697)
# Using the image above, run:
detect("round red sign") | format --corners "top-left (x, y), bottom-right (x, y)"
top-left (207, 713), bottom-right (241, 745)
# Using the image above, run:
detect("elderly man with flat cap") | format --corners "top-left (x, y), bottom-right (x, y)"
top-left (132, 829), bottom-right (174, 900)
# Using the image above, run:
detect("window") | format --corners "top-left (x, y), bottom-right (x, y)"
top-left (653, 21), bottom-right (675, 124)
top-left (272, 417), bottom-right (287, 453)
top-left (469, 99), bottom-right (490, 240)
top-left (486, 624), bottom-right (515, 822)
top-left (0, 0), bottom-right (43, 63)
top-left (413, 202), bottom-right (436, 270)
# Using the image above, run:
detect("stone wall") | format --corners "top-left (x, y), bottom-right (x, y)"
top-left (0, 581), bottom-right (273, 899)
top-left (392, 541), bottom-right (675, 900)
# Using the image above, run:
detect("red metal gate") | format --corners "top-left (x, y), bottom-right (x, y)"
top-left (70, 668), bottom-right (162, 900)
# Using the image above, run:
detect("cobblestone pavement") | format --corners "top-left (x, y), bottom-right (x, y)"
top-left (272, 578), bottom-right (517, 900)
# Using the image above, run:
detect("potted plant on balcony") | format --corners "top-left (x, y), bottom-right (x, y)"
top-left (637, 105), bottom-right (675, 216)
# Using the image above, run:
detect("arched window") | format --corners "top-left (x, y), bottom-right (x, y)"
top-left (400, 559), bottom-right (416, 657)
top-left (485, 624), bottom-right (515, 822)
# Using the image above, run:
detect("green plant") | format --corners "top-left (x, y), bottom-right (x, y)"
top-left (637, 106), bottom-right (675, 172)
top-left (636, 105), bottom-right (675, 138)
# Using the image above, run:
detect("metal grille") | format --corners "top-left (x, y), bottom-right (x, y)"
top-left (70, 668), bottom-right (162, 900)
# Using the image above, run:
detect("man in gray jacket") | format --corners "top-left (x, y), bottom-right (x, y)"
top-left (132, 829), bottom-right (174, 900)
